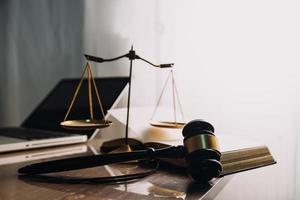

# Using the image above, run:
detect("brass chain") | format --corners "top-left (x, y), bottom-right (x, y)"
top-left (150, 69), bottom-right (185, 123)
top-left (63, 61), bottom-right (106, 122)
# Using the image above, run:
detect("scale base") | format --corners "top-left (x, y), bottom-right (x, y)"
top-left (111, 143), bottom-right (139, 163)
top-left (111, 143), bottom-right (135, 153)
top-left (100, 138), bottom-right (145, 153)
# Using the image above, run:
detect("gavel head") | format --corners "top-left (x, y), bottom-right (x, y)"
top-left (182, 119), bottom-right (222, 183)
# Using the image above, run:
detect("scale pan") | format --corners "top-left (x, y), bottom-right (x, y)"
top-left (150, 121), bottom-right (185, 129)
top-left (60, 119), bottom-right (112, 130)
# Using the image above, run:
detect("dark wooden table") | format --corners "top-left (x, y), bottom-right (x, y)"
top-left (0, 139), bottom-right (230, 200)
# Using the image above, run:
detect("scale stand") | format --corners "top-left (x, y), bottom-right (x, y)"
top-left (85, 46), bottom-right (173, 153)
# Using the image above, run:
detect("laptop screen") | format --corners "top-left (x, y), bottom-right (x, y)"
top-left (21, 77), bottom-right (129, 138)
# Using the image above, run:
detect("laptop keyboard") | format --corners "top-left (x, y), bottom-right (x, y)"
top-left (0, 128), bottom-right (74, 141)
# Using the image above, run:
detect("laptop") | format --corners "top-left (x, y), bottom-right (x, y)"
top-left (0, 77), bottom-right (129, 153)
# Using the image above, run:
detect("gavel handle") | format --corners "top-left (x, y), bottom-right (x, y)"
top-left (18, 146), bottom-right (186, 175)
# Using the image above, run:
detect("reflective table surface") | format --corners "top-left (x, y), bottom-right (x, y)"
top-left (0, 139), bottom-right (230, 200)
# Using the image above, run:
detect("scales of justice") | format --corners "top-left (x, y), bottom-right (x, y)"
top-left (60, 46), bottom-right (186, 152)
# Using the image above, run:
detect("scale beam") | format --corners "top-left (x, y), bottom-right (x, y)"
top-left (84, 50), bottom-right (174, 68)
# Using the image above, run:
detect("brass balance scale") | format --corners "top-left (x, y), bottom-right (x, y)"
top-left (60, 46), bottom-right (186, 152)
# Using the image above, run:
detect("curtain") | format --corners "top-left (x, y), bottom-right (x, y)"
top-left (0, 0), bottom-right (84, 126)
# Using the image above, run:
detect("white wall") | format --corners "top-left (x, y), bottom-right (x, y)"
top-left (158, 0), bottom-right (300, 136)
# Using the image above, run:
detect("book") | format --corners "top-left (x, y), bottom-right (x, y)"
top-left (220, 145), bottom-right (276, 176)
